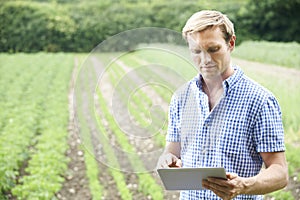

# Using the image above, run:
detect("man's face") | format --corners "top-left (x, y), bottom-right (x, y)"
top-left (187, 26), bottom-right (235, 80)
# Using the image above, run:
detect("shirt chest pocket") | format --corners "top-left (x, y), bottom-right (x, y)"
top-left (219, 119), bottom-right (248, 155)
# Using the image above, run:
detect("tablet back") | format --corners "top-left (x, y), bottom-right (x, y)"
top-left (157, 167), bottom-right (226, 190)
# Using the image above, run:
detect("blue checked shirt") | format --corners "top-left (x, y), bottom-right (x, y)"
top-left (166, 66), bottom-right (285, 200)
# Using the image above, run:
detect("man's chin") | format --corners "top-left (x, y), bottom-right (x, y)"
top-left (200, 70), bottom-right (222, 80)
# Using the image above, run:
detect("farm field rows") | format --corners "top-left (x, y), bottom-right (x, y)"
top-left (0, 53), bottom-right (74, 199)
top-left (0, 47), bottom-right (299, 199)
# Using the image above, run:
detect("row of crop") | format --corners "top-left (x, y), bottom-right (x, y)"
top-left (101, 59), bottom-right (165, 199)
top-left (78, 56), bottom-right (164, 198)
top-left (111, 54), bottom-right (172, 146)
top-left (95, 92), bottom-right (134, 200)
top-left (75, 56), bottom-right (137, 200)
top-left (0, 54), bottom-right (41, 135)
top-left (96, 88), bottom-right (164, 200)
top-left (107, 58), bottom-right (167, 147)
top-left (75, 58), bottom-right (110, 199)
top-left (75, 59), bottom-right (132, 199)
top-left (119, 52), bottom-right (174, 103)
top-left (0, 56), bottom-right (18, 133)
top-left (130, 48), bottom-right (196, 83)
top-left (77, 57), bottom-right (132, 200)
top-left (11, 54), bottom-right (74, 199)
top-left (114, 53), bottom-right (172, 132)
top-left (0, 54), bottom-right (57, 196)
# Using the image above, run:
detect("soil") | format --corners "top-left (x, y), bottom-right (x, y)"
top-left (232, 57), bottom-right (300, 80)
top-left (57, 56), bottom-right (300, 200)
top-left (55, 122), bottom-right (91, 200)
top-left (56, 58), bottom-right (91, 200)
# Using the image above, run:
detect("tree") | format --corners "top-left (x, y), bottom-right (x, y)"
top-left (236, 0), bottom-right (300, 42)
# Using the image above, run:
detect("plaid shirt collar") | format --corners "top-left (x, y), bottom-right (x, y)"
top-left (196, 65), bottom-right (244, 96)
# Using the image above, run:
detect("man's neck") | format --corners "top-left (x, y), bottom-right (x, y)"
top-left (203, 65), bottom-right (234, 90)
top-left (202, 66), bottom-right (234, 110)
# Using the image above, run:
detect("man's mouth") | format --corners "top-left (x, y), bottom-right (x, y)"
top-left (200, 64), bottom-right (216, 69)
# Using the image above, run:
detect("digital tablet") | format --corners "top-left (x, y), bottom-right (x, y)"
top-left (157, 167), bottom-right (227, 190)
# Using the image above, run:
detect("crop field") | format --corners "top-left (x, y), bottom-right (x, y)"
top-left (233, 41), bottom-right (300, 70)
top-left (0, 42), bottom-right (300, 200)
top-left (0, 53), bottom-right (74, 199)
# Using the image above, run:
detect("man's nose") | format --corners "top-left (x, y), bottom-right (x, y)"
top-left (200, 51), bottom-right (212, 65)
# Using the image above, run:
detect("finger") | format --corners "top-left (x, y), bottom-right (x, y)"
top-left (206, 186), bottom-right (231, 200)
top-left (165, 154), bottom-right (175, 164)
top-left (226, 173), bottom-right (238, 179)
top-left (205, 178), bottom-right (233, 194)
top-left (167, 154), bottom-right (179, 167)
top-left (156, 158), bottom-right (169, 169)
top-left (175, 159), bottom-right (182, 167)
top-left (202, 179), bottom-right (209, 189)
top-left (157, 153), bottom-right (179, 168)
top-left (207, 177), bottom-right (229, 186)
top-left (171, 154), bottom-right (179, 163)
top-left (213, 189), bottom-right (231, 200)
top-left (162, 160), bottom-right (170, 168)
top-left (205, 177), bottom-right (239, 200)
top-left (203, 180), bottom-right (229, 199)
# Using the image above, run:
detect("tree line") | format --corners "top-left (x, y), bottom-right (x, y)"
top-left (0, 0), bottom-right (299, 52)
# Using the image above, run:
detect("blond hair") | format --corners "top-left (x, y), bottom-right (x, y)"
top-left (182, 10), bottom-right (235, 43)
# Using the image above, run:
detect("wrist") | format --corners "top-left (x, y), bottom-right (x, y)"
top-left (243, 176), bottom-right (257, 194)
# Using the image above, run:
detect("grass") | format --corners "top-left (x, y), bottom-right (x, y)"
top-left (233, 41), bottom-right (300, 69)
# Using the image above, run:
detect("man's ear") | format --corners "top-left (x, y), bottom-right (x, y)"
top-left (228, 35), bottom-right (236, 52)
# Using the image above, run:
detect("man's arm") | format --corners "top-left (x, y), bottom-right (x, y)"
top-left (243, 151), bottom-right (288, 194)
top-left (156, 142), bottom-right (181, 168)
top-left (202, 151), bottom-right (288, 200)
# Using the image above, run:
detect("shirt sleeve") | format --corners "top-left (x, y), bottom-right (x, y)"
top-left (254, 95), bottom-right (285, 152)
top-left (166, 93), bottom-right (181, 142)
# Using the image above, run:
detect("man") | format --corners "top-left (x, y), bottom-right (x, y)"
top-left (157, 10), bottom-right (288, 200)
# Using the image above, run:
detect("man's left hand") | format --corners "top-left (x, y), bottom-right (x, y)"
top-left (202, 173), bottom-right (246, 200)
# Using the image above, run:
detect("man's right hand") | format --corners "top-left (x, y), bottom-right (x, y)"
top-left (156, 153), bottom-right (182, 169)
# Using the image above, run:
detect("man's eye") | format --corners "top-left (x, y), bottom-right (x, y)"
top-left (208, 47), bottom-right (219, 53)
top-left (191, 50), bottom-right (201, 54)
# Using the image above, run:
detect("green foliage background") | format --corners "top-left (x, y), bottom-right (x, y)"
top-left (0, 0), bottom-right (299, 52)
